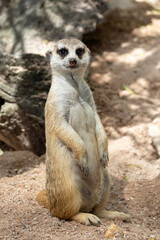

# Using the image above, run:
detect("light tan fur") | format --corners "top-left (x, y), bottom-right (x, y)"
top-left (36, 38), bottom-right (130, 225)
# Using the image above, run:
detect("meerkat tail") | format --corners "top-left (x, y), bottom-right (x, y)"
top-left (36, 189), bottom-right (49, 209)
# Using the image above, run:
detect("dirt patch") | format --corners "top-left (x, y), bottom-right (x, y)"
top-left (1, 3), bottom-right (160, 240)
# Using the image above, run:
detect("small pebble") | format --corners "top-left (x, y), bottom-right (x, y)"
top-left (105, 224), bottom-right (123, 239)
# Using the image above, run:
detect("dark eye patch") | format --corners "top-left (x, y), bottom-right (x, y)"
top-left (76, 48), bottom-right (85, 58)
top-left (57, 48), bottom-right (68, 57)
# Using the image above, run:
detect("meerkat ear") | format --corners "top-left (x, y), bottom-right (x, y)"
top-left (87, 47), bottom-right (90, 54)
top-left (46, 49), bottom-right (52, 62)
top-left (85, 45), bottom-right (90, 54)
top-left (46, 43), bottom-right (56, 62)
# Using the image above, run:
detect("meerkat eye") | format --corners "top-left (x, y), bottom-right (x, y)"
top-left (76, 48), bottom-right (85, 58)
top-left (57, 48), bottom-right (68, 57)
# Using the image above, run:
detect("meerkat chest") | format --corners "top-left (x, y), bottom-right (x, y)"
top-left (71, 84), bottom-right (92, 106)
top-left (63, 85), bottom-right (92, 109)
top-left (53, 80), bottom-right (94, 125)
top-left (68, 92), bottom-right (95, 134)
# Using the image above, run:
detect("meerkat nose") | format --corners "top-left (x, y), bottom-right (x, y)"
top-left (69, 58), bottom-right (77, 66)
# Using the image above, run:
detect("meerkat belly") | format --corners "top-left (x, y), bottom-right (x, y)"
top-left (69, 97), bottom-right (103, 211)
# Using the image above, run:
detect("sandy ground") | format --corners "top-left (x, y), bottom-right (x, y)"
top-left (0, 3), bottom-right (160, 240)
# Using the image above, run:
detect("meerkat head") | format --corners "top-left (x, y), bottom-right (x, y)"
top-left (46, 38), bottom-right (90, 77)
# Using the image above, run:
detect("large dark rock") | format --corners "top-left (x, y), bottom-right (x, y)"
top-left (0, 52), bottom-right (51, 155)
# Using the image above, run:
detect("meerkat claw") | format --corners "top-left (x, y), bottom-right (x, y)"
top-left (100, 152), bottom-right (109, 168)
top-left (79, 160), bottom-right (89, 176)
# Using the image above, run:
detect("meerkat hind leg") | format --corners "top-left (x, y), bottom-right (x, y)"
top-left (70, 212), bottom-right (101, 226)
top-left (93, 208), bottom-right (130, 220)
top-left (93, 170), bottom-right (130, 221)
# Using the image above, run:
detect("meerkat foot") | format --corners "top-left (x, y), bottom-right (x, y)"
top-left (93, 209), bottom-right (130, 220)
top-left (36, 189), bottom-right (49, 209)
top-left (70, 212), bottom-right (101, 226)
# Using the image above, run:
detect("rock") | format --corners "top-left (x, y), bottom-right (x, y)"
top-left (105, 224), bottom-right (124, 238)
top-left (108, 0), bottom-right (136, 10)
top-left (0, 0), bottom-right (109, 56)
top-left (0, 52), bottom-right (51, 155)
top-left (137, 0), bottom-right (160, 9)
top-left (149, 117), bottom-right (160, 157)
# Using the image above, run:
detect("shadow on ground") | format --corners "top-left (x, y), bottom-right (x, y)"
top-left (0, 151), bottom-right (45, 178)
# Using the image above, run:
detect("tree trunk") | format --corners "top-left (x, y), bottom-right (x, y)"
top-left (0, 52), bottom-right (51, 155)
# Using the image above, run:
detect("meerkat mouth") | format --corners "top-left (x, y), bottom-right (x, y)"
top-left (64, 63), bottom-right (78, 69)
top-left (68, 65), bottom-right (78, 69)
top-left (63, 64), bottom-right (79, 70)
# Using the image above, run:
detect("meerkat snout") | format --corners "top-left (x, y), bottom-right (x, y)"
top-left (69, 58), bottom-right (77, 68)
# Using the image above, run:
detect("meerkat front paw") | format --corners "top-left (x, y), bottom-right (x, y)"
top-left (100, 151), bottom-right (109, 168)
top-left (79, 153), bottom-right (89, 176)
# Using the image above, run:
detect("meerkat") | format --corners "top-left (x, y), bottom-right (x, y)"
top-left (36, 38), bottom-right (130, 226)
